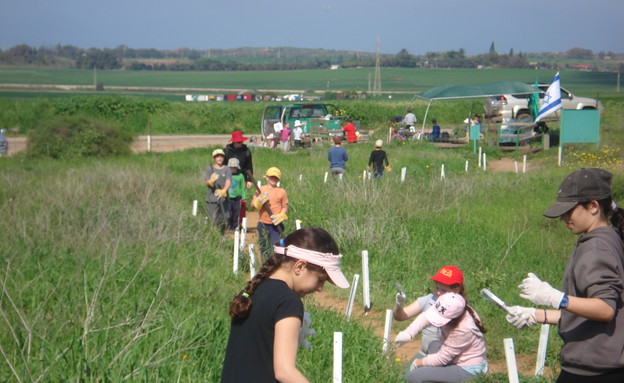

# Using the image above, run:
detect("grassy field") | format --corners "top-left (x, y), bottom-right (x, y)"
top-left (0, 66), bottom-right (621, 100)
top-left (1, 132), bottom-right (623, 381)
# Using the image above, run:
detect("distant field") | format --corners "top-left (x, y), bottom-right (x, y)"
top-left (0, 67), bottom-right (620, 99)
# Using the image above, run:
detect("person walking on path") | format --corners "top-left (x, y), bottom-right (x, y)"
top-left (224, 130), bottom-right (253, 223)
top-left (227, 158), bottom-right (248, 231)
top-left (368, 139), bottom-right (390, 178)
top-left (221, 227), bottom-right (350, 383)
top-left (252, 167), bottom-right (289, 259)
top-left (506, 168), bottom-right (624, 383)
top-left (328, 136), bottom-right (348, 179)
top-left (205, 149), bottom-right (231, 233)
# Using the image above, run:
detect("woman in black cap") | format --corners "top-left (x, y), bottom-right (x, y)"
top-left (506, 168), bottom-right (624, 383)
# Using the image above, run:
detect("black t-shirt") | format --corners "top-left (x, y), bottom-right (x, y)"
top-left (224, 143), bottom-right (253, 182)
top-left (221, 279), bottom-right (303, 383)
top-left (368, 150), bottom-right (388, 170)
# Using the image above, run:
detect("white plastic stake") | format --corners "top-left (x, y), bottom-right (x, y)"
top-left (535, 324), bottom-right (550, 376)
top-left (296, 219), bottom-right (302, 230)
top-left (401, 167), bottom-right (407, 182)
top-left (514, 161), bottom-right (518, 174)
top-left (362, 170), bottom-right (367, 183)
top-left (345, 274), bottom-right (360, 320)
top-left (192, 200), bottom-right (198, 216)
top-left (441, 164), bottom-right (446, 180)
top-left (558, 146), bottom-right (562, 167)
top-left (299, 174), bottom-right (303, 181)
top-left (147, 134), bottom-right (151, 152)
top-left (324, 172), bottom-right (328, 183)
top-left (248, 244), bottom-right (256, 278)
top-left (483, 153), bottom-right (487, 171)
top-left (239, 217), bottom-right (247, 251)
top-left (361, 251), bottom-right (370, 312)
top-left (333, 332), bottom-right (343, 383)
top-left (233, 230), bottom-right (240, 274)
top-left (368, 171), bottom-right (372, 180)
top-left (523, 155), bottom-right (527, 174)
top-left (257, 180), bottom-right (262, 189)
top-left (465, 160), bottom-right (469, 172)
top-left (504, 338), bottom-right (520, 383)
top-left (478, 147), bottom-right (482, 167)
top-left (382, 309), bottom-right (393, 353)
top-left (338, 173), bottom-right (343, 181)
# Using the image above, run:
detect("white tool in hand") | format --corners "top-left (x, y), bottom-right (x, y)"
top-left (480, 288), bottom-right (514, 314)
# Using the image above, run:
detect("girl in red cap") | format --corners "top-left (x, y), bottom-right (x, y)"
top-left (393, 266), bottom-right (466, 358)
top-left (395, 292), bottom-right (488, 383)
top-left (221, 227), bottom-right (349, 383)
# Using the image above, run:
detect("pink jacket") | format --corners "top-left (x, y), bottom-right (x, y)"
top-left (280, 127), bottom-right (291, 142)
top-left (404, 309), bottom-right (486, 367)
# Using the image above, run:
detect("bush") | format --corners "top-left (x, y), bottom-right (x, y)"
top-left (26, 115), bottom-right (134, 159)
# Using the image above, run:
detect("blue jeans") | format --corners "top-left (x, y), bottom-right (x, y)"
top-left (257, 222), bottom-right (283, 260)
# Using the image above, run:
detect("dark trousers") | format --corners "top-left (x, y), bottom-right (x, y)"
top-left (228, 197), bottom-right (242, 230)
top-left (206, 199), bottom-right (229, 233)
top-left (257, 221), bottom-right (283, 259)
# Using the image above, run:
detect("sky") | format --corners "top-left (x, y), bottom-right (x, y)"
top-left (1, 0), bottom-right (622, 56)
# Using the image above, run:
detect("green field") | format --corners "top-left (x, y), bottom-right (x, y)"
top-left (0, 66), bottom-right (620, 99)
top-left (1, 131), bottom-right (624, 381)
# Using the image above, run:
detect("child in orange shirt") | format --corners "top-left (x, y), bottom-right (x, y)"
top-left (252, 167), bottom-right (289, 259)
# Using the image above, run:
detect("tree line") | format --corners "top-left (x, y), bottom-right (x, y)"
top-left (0, 43), bottom-right (620, 71)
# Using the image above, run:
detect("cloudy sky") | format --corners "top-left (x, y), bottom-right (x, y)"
top-left (1, 0), bottom-right (622, 55)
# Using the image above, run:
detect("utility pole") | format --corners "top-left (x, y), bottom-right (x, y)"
top-left (93, 65), bottom-right (97, 90)
top-left (373, 37), bottom-right (381, 96)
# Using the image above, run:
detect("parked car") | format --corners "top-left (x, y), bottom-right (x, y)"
top-left (484, 84), bottom-right (603, 121)
top-left (0, 129), bottom-right (8, 156)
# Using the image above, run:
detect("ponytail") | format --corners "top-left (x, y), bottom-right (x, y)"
top-left (596, 198), bottom-right (624, 240)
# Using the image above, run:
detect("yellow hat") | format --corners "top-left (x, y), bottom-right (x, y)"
top-left (265, 167), bottom-right (281, 179)
top-left (212, 149), bottom-right (225, 157)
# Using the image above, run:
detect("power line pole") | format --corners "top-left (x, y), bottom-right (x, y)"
top-left (373, 37), bottom-right (381, 96)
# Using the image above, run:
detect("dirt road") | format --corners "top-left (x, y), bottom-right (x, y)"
top-left (6, 135), bottom-right (232, 156)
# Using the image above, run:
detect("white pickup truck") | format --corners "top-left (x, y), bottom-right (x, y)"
top-left (484, 84), bottom-right (602, 121)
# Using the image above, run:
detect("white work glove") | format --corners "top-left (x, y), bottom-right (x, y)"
top-left (298, 312), bottom-right (316, 350)
top-left (519, 273), bottom-right (565, 309)
top-left (394, 331), bottom-right (412, 348)
top-left (395, 292), bottom-right (407, 307)
top-left (506, 306), bottom-right (537, 329)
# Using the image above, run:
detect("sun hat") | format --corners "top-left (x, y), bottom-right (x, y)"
top-left (212, 149), bottom-right (225, 158)
top-left (230, 130), bottom-right (248, 143)
top-left (227, 158), bottom-right (240, 169)
top-left (273, 245), bottom-right (350, 288)
top-left (425, 293), bottom-right (466, 326)
top-left (265, 167), bottom-right (281, 180)
top-left (430, 265), bottom-right (464, 286)
top-left (375, 139), bottom-right (383, 148)
top-left (294, 120), bottom-right (302, 127)
top-left (543, 168), bottom-right (613, 218)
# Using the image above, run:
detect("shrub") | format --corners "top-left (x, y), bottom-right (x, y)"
top-left (26, 115), bottom-right (134, 159)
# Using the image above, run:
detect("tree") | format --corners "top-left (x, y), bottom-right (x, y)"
top-left (565, 47), bottom-right (593, 60)
top-left (489, 41), bottom-right (497, 55)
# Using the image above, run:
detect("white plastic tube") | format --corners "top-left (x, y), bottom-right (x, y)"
top-left (504, 338), bottom-right (520, 383)
top-left (239, 217), bottom-right (247, 252)
top-left (362, 251), bottom-right (370, 312)
top-left (401, 167), bottom-right (407, 182)
top-left (233, 230), bottom-right (240, 274)
top-left (192, 200), bottom-right (198, 216)
top-left (382, 309), bottom-right (393, 353)
top-left (248, 244), bottom-right (256, 278)
top-left (345, 274), bottom-right (360, 320)
top-left (333, 332), bottom-right (343, 383)
top-left (535, 324), bottom-right (550, 376)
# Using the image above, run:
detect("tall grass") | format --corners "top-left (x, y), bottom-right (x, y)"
top-left (1, 135), bottom-right (623, 381)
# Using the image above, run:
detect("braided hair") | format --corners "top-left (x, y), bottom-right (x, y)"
top-left (229, 227), bottom-right (339, 319)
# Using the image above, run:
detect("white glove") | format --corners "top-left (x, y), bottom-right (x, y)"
top-left (395, 292), bottom-right (407, 307)
top-left (519, 273), bottom-right (565, 309)
top-left (298, 312), bottom-right (316, 350)
top-left (506, 306), bottom-right (537, 329)
top-left (394, 331), bottom-right (412, 348)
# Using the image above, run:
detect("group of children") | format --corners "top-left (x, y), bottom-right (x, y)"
top-left (208, 130), bottom-right (624, 383)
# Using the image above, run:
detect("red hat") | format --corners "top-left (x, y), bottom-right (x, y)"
top-left (430, 265), bottom-right (464, 286)
top-left (230, 131), bottom-right (248, 143)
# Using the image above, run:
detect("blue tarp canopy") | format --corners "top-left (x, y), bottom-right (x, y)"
top-left (418, 81), bottom-right (540, 100)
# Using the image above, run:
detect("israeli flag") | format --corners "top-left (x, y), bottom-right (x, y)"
top-left (535, 72), bottom-right (562, 122)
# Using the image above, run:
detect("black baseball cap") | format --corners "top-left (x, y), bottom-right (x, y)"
top-left (543, 168), bottom-right (613, 218)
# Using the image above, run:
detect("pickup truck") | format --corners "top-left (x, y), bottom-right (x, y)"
top-left (261, 104), bottom-right (358, 145)
top-left (484, 84), bottom-right (603, 121)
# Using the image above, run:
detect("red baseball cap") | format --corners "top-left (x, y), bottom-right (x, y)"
top-left (430, 265), bottom-right (464, 286)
